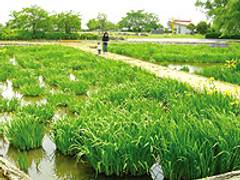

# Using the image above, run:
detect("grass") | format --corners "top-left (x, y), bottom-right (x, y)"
top-left (19, 84), bottom-right (45, 97)
top-left (108, 43), bottom-right (240, 63)
top-left (198, 62), bottom-right (240, 85)
top-left (19, 104), bottom-right (55, 124)
top-left (1, 45), bottom-right (240, 179)
top-left (6, 113), bottom-right (44, 151)
top-left (17, 152), bottom-right (29, 172)
top-left (0, 98), bottom-right (20, 113)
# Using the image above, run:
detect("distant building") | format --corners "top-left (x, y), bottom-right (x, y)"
top-left (168, 19), bottom-right (192, 34)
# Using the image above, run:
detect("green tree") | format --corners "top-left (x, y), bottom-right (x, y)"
top-left (87, 13), bottom-right (117, 31)
top-left (187, 23), bottom-right (196, 34)
top-left (196, 0), bottom-right (240, 34)
top-left (118, 10), bottom-right (162, 32)
top-left (52, 11), bottom-right (81, 34)
top-left (87, 19), bottom-right (100, 31)
top-left (8, 6), bottom-right (49, 36)
top-left (196, 21), bottom-right (208, 34)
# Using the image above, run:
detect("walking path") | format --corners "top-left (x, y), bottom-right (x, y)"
top-left (1, 40), bottom-right (240, 99)
top-left (63, 42), bottom-right (240, 100)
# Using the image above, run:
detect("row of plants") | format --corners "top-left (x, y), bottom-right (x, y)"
top-left (0, 30), bottom-right (100, 40)
top-left (205, 32), bottom-right (240, 39)
top-left (0, 45), bottom-right (240, 180)
top-left (198, 60), bottom-right (240, 85)
top-left (108, 43), bottom-right (240, 63)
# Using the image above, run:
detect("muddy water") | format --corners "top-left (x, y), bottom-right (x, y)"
top-left (0, 135), bottom-right (150, 180)
top-left (0, 80), bottom-right (47, 106)
top-left (161, 63), bottom-right (221, 74)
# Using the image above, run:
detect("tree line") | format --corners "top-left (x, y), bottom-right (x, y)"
top-left (0, 1), bottom-right (239, 40)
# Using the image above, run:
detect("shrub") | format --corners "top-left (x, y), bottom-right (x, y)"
top-left (221, 34), bottom-right (240, 40)
top-left (6, 113), bottom-right (44, 151)
top-left (79, 33), bottom-right (99, 40)
top-left (205, 32), bottom-right (222, 39)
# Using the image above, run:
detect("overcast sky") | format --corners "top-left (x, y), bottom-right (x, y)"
top-left (0, 0), bottom-right (207, 28)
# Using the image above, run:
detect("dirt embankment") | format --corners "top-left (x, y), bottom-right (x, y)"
top-left (0, 157), bottom-right (29, 180)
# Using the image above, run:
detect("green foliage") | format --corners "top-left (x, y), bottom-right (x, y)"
top-left (8, 5), bottom-right (49, 37)
top-left (0, 98), bottom-right (20, 113)
top-left (6, 113), bottom-right (44, 151)
top-left (52, 117), bottom-right (81, 155)
top-left (79, 33), bottom-right (99, 40)
top-left (0, 64), bottom-right (17, 82)
top-left (4, 45), bottom-right (240, 179)
top-left (119, 10), bottom-right (162, 32)
top-left (17, 153), bottom-right (29, 172)
top-left (87, 13), bottom-right (117, 31)
top-left (196, 21), bottom-right (209, 35)
top-left (109, 43), bottom-right (240, 63)
top-left (186, 23), bottom-right (196, 34)
top-left (19, 84), bottom-right (45, 97)
top-left (48, 92), bottom-right (74, 107)
top-left (59, 80), bottom-right (89, 95)
top-left (19, 104), bottom-right (55, 124)
top-left (198, 62), bottom-right (240, 85)
top-left (205, 32), bottom-right (222, 39)
top-left (51, 11), bottom-right (81, 34)
top-left (196, 0), bottom-right (240, 34)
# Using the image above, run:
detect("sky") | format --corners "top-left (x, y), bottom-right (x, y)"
top-left (0, 0), bottom-right (207, 28)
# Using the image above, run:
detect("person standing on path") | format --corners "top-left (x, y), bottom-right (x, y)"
top-left (102, 32), bottom-right (110, 54)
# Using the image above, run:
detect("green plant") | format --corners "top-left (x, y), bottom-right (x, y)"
top-left (59, 80), bottom-right (89, 95)
top-left (19, 84), bottom-right (45, 97)
top-left (48, 92), bottom-right (74, 107)
top-left (19, 104), bottom-right (55, 124)
top-left (0, 98), bottom-right (20, 113)
top-left (52, 117), bottom-right (82, 155)
top-left (6, 113), bottom-right (44, 151)
top-left (17, 152), bottom-right (29, 172)
top-left (109, 43), bottom-right (240, 63)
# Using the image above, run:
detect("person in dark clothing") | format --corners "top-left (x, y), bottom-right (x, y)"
top-left (102, 32), bottom-right (109, 54)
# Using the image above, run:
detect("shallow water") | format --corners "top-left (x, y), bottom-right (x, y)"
top-left (0, 80), bottom-right (47, 106)
top-left (0, 135), bottom-right (150, 180)
top-left (69, 73), bottom-right (76, 81)
top-left (39, 76), bottom-right (45, 88)
top-left (0, 80), bottom-right (23, 100)
top-left (162, 63), bottom-right (221, 74)
top-left (9, 57), bottom-right (17, 66)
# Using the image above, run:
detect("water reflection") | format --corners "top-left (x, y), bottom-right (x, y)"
top-left (1, 80), bottom-right (23, 100)
top-left (0, 134), bottom-right (151, 180)
top-left (69, 74), bottom-right (76, 81)
top-left (9, 57), bottom-right (17, 66)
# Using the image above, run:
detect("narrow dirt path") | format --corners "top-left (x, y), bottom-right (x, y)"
top-left (63, 42), bottom-right (240, 100)
top-left (2, 41), bottom-right (240, 99)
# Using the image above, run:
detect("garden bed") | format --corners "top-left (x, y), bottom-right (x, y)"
top-left (0, 45), bottom-right (240, 179)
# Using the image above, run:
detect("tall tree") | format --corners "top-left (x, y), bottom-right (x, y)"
top-left (52, 11), bottom-right (81, 34)
top-left (87, 19), bottom-right (100, 31)
top-left (8, 6), bottom-right (49, 36)
top-left (119, 10), bottom-right (162, 32)
top-left (87, 13), bottom-right (116, 31)
top-left (196, 0), bottom-right (240, 34)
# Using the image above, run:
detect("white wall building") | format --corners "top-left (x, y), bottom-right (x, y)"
top-left (168, 19), bottom-right (192, 34)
